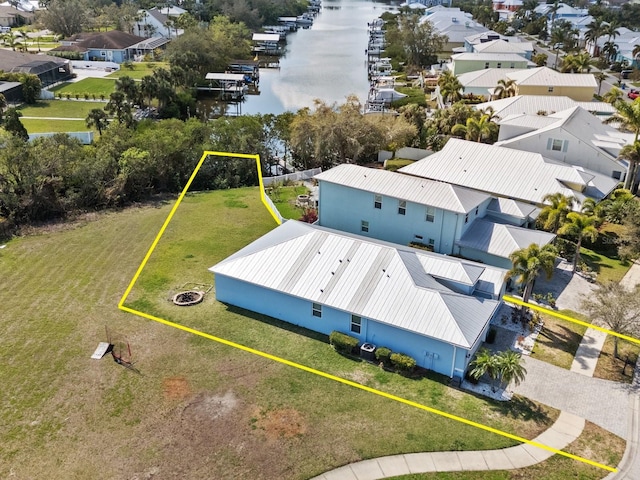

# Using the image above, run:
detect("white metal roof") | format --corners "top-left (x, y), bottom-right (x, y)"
top-left (487, 197), bottom-right (539, 219)
top-left (458, 68), bottom-right (521, 89)
top-left (497, 113), bottom-right (558, 129)
top-left (457, 218), bottom-right (556, 259)
top-left (205, 73), bottom-right (246, 81)
top-left (252, 33), bottom-right (280, 42)
top-left (211, 221), bottom-right (504, 349)
top-left (507, 67), bottom-right (597, 88)
top-left (315, 164), bottom-right (490, 214)
top-left (473, 95), bottom-right (617, 119)
top-left (451, 52), bottom-right (531, 63)
top-left (398, 138), bottom-right (619, 206)
top-left (473, 39), bottom-right (533, 54)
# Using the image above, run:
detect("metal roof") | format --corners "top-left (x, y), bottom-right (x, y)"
top-left (315, 164), bottom-right (490, 214)
top-left (487, 197), bottom-right (538, 219)
top-left (398, 138), bottom-right (619, 206)
top-left (451, 52), bottom-right (532, 62)
top-left (497, 113), bottom-right (558, 130)
top-left (474, 95), bottom-right (617, 119)
top-left (507, 67), bottom-right (597, 88)
top-left (457, 218), bottom-right (556, 259)
top-left (205, 73), bottom-right (246, 81)
top-left (458, 68), bottom-right (522, 89)
top-left (211, 221), bottom-right (504, 349)
top-left (253, 33), bottom-right (280, 42)
top-left (473, 39), bottom-right (533, 54)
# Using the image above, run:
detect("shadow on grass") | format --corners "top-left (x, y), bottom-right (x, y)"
top-left (491, 395), bottom-right (554, 425)
top-left (536, 323), bottom-right (582, 351)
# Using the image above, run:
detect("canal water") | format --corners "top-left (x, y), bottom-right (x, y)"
top-left (199, 0), bottom-right (399, 116)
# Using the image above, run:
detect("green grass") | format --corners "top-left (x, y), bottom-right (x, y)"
top-left (107, 62), bottom-right (168, 80)
top-left (18, 100), bottom-right (107, 119)
top-left (267, 184), bottom-right (309, 220)
top-left (49, 78), bottom-right (117, 98)
top-left (385, 158), bottom-right (415, 171)
top-left (21, 119), bottom-right (90, 133)
top-left (594, 335), bottom-right (640, 383)
top-left (531, 310), bottom-right (587, 369)
top-left (579, 246), bottom-right (631, 284)
top-left (0, 187), bottom-right (567, 479)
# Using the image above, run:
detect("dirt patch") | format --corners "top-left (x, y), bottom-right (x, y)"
top-left (252, 407), bottom-right (307, 441)
top-left (162, 377), bottom-right (191, 400)
top-left (181, 391), bottom-right (238, 422)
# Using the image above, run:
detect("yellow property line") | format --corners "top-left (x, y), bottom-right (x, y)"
top-left (117, 151), bottom-right (617, 473)
top-left (504, 295), bottom-right (640, 346)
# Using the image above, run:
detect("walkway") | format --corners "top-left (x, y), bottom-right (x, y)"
top-left (311, 412), bottom-right (584, 480)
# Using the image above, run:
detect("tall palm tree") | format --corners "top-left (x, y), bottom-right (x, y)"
top-left (506, 243), bottom-right (557, 305)
top-left (115, 76), bottom-right (140, 106)
top-left (585, 18), bottom-right (605, 56)
top-left (493, 78), bottom-right (517, 99)
top-left (558, 212), bottom-right (599, 272)
top-left (496, 350), bottom-right (527, 391)
top-left (604, 20), bottom-right (621, 45)
top-left (594, 72), bottom-right (607, 95)
top-left (85, 108), bottom-right (108, 135)
top-left (602, 41), bottom-right (618, 64)
top-left (605, 98), bottom-right (640, 144)
top-left (618, 141), bottom-right (640, 193)
top-left (437, 71), bottom-right (463, 105)
top-left (633, 44), bottom-right (640, 67)
top-left (603, 87), bottom-right (623, 105)
top-left (548, 0), bottom-right (561, 31)
top-left (451, 114), bottom-right (498, 143)
top-left (469, 348), bottom-right (499, 391)
top-left (538, 192), bottom-right (575, 233)
top-left (571, 51), bottom-right (593, 72)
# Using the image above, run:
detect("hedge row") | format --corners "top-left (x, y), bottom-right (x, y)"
top-left (329, 331), bottom-right (417, 373)
top-left (329, 331), bottom-right (359, 354)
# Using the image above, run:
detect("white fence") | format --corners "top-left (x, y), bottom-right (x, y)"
top-left (29, 131), bottom-right (94, 144)
top-left (262, 191), bottom-right (284, 223)
top-left (262, 168), bottom-right (322, 186)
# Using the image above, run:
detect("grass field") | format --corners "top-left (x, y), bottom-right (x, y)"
top-left (107, 62), bottom-right (168, 80)
top-left (21, 119), bottom-right (90, 133)
top-left (267, 184), bottom-right (308, 220)
top-left (580, 246), bottom-right (631, 284)
top-left (0, 186), bottom-right (621, 479)
top-left (49, 78), bottom-right (117, 98)
top-left (18, 100), bottom-right (107, 119)
top-left (594, 335), bottom-right (640, 384)
top-left (531, 311), bottom-right (587, 369)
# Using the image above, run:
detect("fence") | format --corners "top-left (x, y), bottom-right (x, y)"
top-left (262, 168), bottom-right (322, 186)
top-left (29, 131), bottom-right (94, 145)
top-left (262, 190), bottom-right (284, 223)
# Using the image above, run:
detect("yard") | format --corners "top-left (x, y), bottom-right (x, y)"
top-left (18, 100), bottom-right (107, 119)
top-left (580, 246), bottom-right (631, 285)
top-left (530, 311), bottom-right (587, 369)
top-left (267, 183), bottom-right (310, 220)
top-left (107, 61), bottom-right (168, 80)
top-left (0, 186), bottom-right (593, 479)
top-left (49, 78), bottom-right (117, 99)
top-left (594, 335), bottom-right (640, 384)
top-left (21, 118), bottom-right (90, 133)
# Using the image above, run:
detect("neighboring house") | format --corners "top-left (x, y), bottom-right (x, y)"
top-left (420, 6), bottom-right (489, 51)
top-left (495, 106), bottom-right (632, 181)
top-left (0, 4), bottom-right (33, 27)
top-left (398, 138), bottom-right (619, 210)
top-left (133, 6), bottom-right (185, 39)
top-left (0, 49), bottom-right (72, 87)
top-left (473, 39), bottom-right (534, 60)
top-left (449, 52), bottom-right (533, 76)
top-left (0, 81), bottom-right (23, 103)
top-left (506, 67), bottom-right (597, 102)
top-left (457, 68), bottom-right (522, 97)
top-left (535, 2), bottom-right (588, 22)
top-left (474, 95), bottom-right (617, 120)
top-left (210, 220), bottom-right (506, 378)
top-left (52, 31), bottom-right (151, 63)
top-left (402, 0), bottom-right (452, 7)
top-left (314, 164), bottom-right (553, 268)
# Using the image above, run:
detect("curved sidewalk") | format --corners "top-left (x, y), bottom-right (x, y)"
top-left (311, 411), bottom-right (584, 480)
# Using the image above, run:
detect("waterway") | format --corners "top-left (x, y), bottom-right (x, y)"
top-left (199, 0), bottom-right (399, 116)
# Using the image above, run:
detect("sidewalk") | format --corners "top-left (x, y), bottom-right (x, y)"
top-left (311, 412), bottom-right (584, 480)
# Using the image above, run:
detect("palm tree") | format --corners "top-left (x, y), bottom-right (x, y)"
top-left (0, 92), bottom-right (6, 123)
top-left (495, 350), bottom-right (527, 390)
top-left (605, 99), bottom-right (640, 144)
top-left (585, 18), bottom-right (605, 56)
top-left (469, 348), bottom-right (499, 391)
top-left (603, 87), bottom-right (623, 105)
top-left (558, 212), bottom-right (599, 272)
top-left (506, 243), bottom-right (557, 306)
top-left (493, 78), bottom-right (517, 99)
top-left (451, 114), bottom-right (498, 143)
top-left (538, 192), bottom-right (575, 233)
top-left (550, 27), bottom-right (568, 70)
top-left (548, 0), bottom-right (561, 31)
top-left (571, 51), bottom-right (593, 73)
top-left (633, 44), bottom-right (640, 67)
top-left (618, 141), bottom-right (640, 193)
top-left (602, 41), bottom-right (618, 64)
top-left (140, 75), bottom-right (158, 108)
top-left (115, 76), bottom-right (140, 106)
top-left (604, 20), bottom-right (621, 45)
top-left (594, 72), bottom-right (607, 95)
top-left (437, 71), bottom-right (463, 105)
top-left (85, 108), bottom-right (108, 135)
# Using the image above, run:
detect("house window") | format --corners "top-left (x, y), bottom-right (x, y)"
top-left (312, 303), bottom-right (322, 318)
top-left (398, 200), bottom-right (406, 215)
top-left (361, 220), bottom-right (369, 233)
top-left (475, 206), bottom-right (479, 215)
top-left (415, 234), bottom-right (423, 240)
top-left (551, 139), bottom-right (563, 151)
top-left (484, 62), bottom-right (489, 69)
top-left (510, 62), bottom-right (515, 68)
top-left (428, 238), bottom-right (435, 247)
top-left (548, 86), bottom-right (554, 92)
top-left (426, 206), bottom-right (435, 222)
top-left (350, 315), bottom-right (362, 334)
top-left (497, 62), bottom-right (502, 68)
top-left (374, 194), bottom-right (382, 209)
top-left (100, 51), bottom-right (106, 57)
top-left (612, 171), bottom-right (622, 180)
top-left (464, 214), bottom-right (469, 224)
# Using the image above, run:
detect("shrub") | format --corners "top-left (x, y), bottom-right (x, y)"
top-left (390, 352), bottom-right (416, 372)
top-left (486, 328), bottom-right (497, 344)
top-left (329, 331), bottom-right (359, 354)
top-left (375, 346), bottom-right (392, 364)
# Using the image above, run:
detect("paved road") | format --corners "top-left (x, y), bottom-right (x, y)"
top-left (513, 356), bottom-right (633, 438)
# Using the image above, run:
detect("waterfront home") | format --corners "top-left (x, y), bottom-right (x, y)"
top-left (210, 220), bottom-right (506, 378)
top-left (133, 6), bottom-right (185, 38)
top-left (474, 95), bottom-right (617, 120)
top-left (507, 67), bottom-right (597, 102)
top-left (52, 31), bottom-right (156, 63)
top-left (449, 52), bottom-right (534, 76)
top-left (420, 6), bottom-right (488, 51)
top-left (472, 39), bottom-right (534, 60)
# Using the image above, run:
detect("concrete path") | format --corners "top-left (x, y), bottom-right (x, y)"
top-left (513, 356), bottom-right (631, 438)
top-left (532, 259), bottom-right (595, 314)
top-left (571, 328), bottom-right (608, 376)
top-left (311, 411), bottom-right (585, 480)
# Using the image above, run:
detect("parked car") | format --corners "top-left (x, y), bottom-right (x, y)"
top-left (621, 69), bottom-right (633, 80)
top-left (628, 89), bottom-right (640, 100)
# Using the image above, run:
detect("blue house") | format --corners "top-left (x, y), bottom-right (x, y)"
top-left (315, 164), bottom-right (554, 270)
top-left (52, 31), bottom-right (158, 63)
top-left (211, 221), bottom-right (506, 378)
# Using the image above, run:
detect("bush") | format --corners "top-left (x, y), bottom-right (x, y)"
top-left (329, 331), bottom-right (359, 354)
top-left (375, 346), bottom-right (392, 364)
top-left (486, 328), bottom-right (497, 344)
top-left (390, 352), bottom-right (416, 372)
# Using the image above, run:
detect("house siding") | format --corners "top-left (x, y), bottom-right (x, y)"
top-left (214, 274), bottom-right (481, 377)
top-left (457, 247), bottom-right (514, 270)
top-left (452, 58), bottom-right (529, 76)
top-left (516, 85), bottom-right (594, 102)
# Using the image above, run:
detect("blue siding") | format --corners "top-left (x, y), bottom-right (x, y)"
top-left (457, 247), bottom-right (513, 270)
top-left (318, 181), bottom-right (491, 255)
top-left (214, 273), bottom-right (474, 377)
top-left (86, 48), bottom-right (129, 63)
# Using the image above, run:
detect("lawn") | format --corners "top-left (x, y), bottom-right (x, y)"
top-left (18, 100), bottom-right (107, 119)
top-left (21, 119), bottom-right (90, 133)
top-left (107, 61), bottom-right (168, 80)
top-left (531, 311), bottom-right (587, 369)
top-left (385, 158), bottom-right (415, 171)
top-left (594, 335), bottom-right (640, 383)
top-left (0, 187), bottom-right (570, 479)
top-left (267, 184), bottom-right (309, 220)
top-left (386, 422), bottom-right (625, 480)
top-left (580, 246), bottom-right (631, 284)
top-left (49, 78), bottom-right (117, 98)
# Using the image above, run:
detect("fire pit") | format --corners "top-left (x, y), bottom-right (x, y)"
top-left (172, 290), bottom-right (205, 306)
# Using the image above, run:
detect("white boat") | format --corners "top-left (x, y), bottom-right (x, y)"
top-left (296, 14), bottom-right (314, 26)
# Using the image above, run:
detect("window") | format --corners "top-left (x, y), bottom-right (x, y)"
top-left (361, 220), bottom-right (369, 233)
top-left (374, 194), bottom-right (382, 209)
top-left (510, 62), bottom-right (515, 68)
top-left (551, 139), bottom-right (563, 151)
top-left (612, 171), bottom-right (622, 180)
top-left (428, 238), bottom-right (435, 247)
top-left (497, 62), bottom-right (502, 68)
top-left (484, 62), bottom-right (489, 69)
top-left (464, 214), bottom-right (469, 224)
top-left (426, 206), bottom-right (435, 222)
top-left (398, 200), bottom-right (406, 215)
top-left (475, 206), bottom-right (479, 215)
top-left (350, 315), bottom-right (361, 334)
top-left (312, 303), bottom-right (322, 318)
top-left (414, 234), bottom-right (423, 240)
top-left (548, 86), bottom-right (554, 93)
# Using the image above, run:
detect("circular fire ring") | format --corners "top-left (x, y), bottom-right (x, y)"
top-left (173, 290), bottom-right (205, 306)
